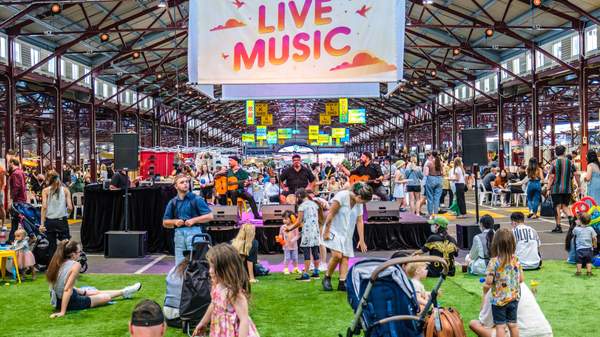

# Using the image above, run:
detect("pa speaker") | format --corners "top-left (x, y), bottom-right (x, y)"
top-left (261, 204), bottom-right (295, 225)
top-left (456, 224), bottom-right (481, 249)
top-left (366, 201), bottom-right (400, 222)
top-left (209, 205), bottom-right (239, 225)
top-left (461, 128), bottom-right (488, 166)
top-left (113, 133), bottom-right (139, 170)
top-left (104, 230), bottom-right (147, 258)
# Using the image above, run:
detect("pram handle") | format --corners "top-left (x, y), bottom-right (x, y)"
top-left (373, 315), bottom-right (421, 325)
top-left (370, 256), bottom-right (448, 281)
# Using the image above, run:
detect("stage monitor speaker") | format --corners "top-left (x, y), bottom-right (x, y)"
top-left (461, 128), bottom-right (488, 166)
top-left (261, 204), bottom-right (295, 224)
top-left (104, 230), bottom-right (147, 258)
top-left (114, 133), bottom-right (139, 170)
top-left (366, 201), bottom-right (400, 222)
top-left (209, 205), bottom-right (239, 225)
top-left (456, 224), bottom-right (481, 249)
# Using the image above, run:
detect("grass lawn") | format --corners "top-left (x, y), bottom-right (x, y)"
top-left (0, 260), bottom-right (596, 337)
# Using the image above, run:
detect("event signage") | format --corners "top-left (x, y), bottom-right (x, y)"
top-left (325, 102), bottom-right (339, 116)
top-left (246, 100), bottom-right (255, 125)
top-left (308, 125), bottom-right (319, 139)
top-left (319, 114), bottom-right (331, 125)
top-left (267, 130), bottom-right (277, 144)
top-left (339, 97), bottom-right (348, 123)
top-left (341, 128), bottom-right (350, 143)
top-left (256, 125), bottom-right (267, 140)
top-left (255, 102), bottom-right (269, 117)
top-left (318, 134), bottom-right (330, 145)
top-left (348, 108), bottom-right (366, 124)
top-left (188, 0), bottom-right (401, 84)
top-left (278, 128), bottom-right (292, 139)
top-left (331, 127), bottom-right (346, 139)
top-left (242, 133), bottom-right (255, 143)
top-left (262, 114), bottom-right (273, 126)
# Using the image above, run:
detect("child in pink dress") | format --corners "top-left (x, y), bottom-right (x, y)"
top-left (10, 228), bottom-right (36, 279)
top-left (193, 244), bottom-right (259, 337)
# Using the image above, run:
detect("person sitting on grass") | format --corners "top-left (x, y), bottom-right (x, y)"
top-left (465, 215), bottom-right (496, 275)
top-left (572, 212), bottom-right (597, 276)
top-left (482, 228), bottom-right (523, 337)
top-left (47, 240), bottom-right (142, 318)
top-left (232, 224), bottom-right (260, 283)
top-left (288, 188), bottom-right (322, 281)
top-left (511, 212), bottom-right (542, 270)
top-left (129, 299), bottom-right (166, 337)
top-left (406, 262), bottom-right (430, 309)
top-left (193, 244), bottom-right (260, 337)
top-left (412, 216), bottom-right (459, 277)
top-left (279, 210), bottom-right (300, 275)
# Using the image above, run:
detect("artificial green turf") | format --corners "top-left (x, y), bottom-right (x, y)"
top-left (0, 261), bottom-right (597, 336)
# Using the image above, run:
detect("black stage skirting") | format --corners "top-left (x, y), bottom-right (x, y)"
top-left (81, 183), bottom-right (429, 255)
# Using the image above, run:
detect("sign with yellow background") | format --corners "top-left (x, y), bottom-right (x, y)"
top-left (319, 114), bottom-right (331, 125)
top-left (308, 125), bottom-right (319, 139)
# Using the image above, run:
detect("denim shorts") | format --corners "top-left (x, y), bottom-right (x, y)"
top-left (491, 300), bottom-right (518, 325)
top-left (283, 249), bottom-right (298, 263)
top-left (57, 289), bottom-right (91, 311)
top-left (302, 246), bottom-right (320, 261)
top-left (576, 248), bottom-right (593, 265)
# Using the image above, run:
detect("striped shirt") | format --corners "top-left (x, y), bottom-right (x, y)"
top-left (550, 158), bottom-right (576, 194)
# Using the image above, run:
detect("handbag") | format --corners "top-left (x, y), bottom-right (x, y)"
top-left (540, 197), bottom-right (556, 217)
top-left (424, 307), bottom-right (467, 337)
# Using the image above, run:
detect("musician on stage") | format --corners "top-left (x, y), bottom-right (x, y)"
top-left (218, 156), bottom-right (262, 219)
top-left (338, 152), bottom-right (388, 201)
top-left (279, 154), bottom-right (315, 204)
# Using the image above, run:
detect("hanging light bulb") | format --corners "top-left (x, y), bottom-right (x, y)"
top-left (157, 73), bottom-right (162, 79)
top-left (51, 3), bottom-right (62, 14)
top-left (430, 70), bottom-right (437, 77)
top-left (532, 0), bottom-right (542, 7)
top-left (100, 33), bottom-right (110, 42)
top-left (453, 48), bottom-right (461, 56)
top-left (132, 51), bottom-right (140, 59)
top-left (485, 28), bottom-right (494, 37)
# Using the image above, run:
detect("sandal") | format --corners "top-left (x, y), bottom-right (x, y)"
top-left (575, 271), bottom-right (582, 276)
top-left (587, 272), bottom-right (594, 277)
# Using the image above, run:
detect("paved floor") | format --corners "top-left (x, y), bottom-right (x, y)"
top-left (6, 191), bottom-right (568, 274)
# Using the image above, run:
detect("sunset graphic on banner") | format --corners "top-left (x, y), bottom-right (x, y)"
top-left (188, 0), bottom-right (403, 84)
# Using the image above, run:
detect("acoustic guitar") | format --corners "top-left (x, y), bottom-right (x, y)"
top-left (349, 175), bottom-right (381, 185)
top-left (214, 175), bottom-right (247, 195)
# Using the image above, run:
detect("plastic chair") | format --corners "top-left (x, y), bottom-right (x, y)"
top-left (0, 250), bottom-right (21, 284)
top-left (478, 181), bottom-right (492, 205)
top-left (72, 192), bottom-right (84, 219)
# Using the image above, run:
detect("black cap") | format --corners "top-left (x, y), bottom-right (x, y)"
top-left (229, 155), bottom-right (241, 163)
top-left (130, 299), bottom-right (164, 327)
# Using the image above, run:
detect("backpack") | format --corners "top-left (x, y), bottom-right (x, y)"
top-left (424, 307), bottom-right (467, 337)
top-left (179, 234), bottom-right (212, 336)
top-left (253, 263), bottom-right (270, 276)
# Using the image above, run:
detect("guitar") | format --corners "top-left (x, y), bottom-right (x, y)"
top-left (214, 175), bottom-right (248, 195)
top-left (349, 175), bottom-right (381, 185)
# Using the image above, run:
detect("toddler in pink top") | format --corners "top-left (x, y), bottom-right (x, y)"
top-left (280, 211), bottom-right (300, 275)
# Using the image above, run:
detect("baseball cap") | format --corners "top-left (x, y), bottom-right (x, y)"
top-left (130, 299), bottom-right (164, 327)
top-left (427, 216), bottom-right (449, 229)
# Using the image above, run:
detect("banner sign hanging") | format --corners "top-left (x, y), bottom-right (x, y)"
top-left (308, 125), bottom-right (320, 139)
top-left (319, 114), bottom-right (331, 125)
top-left (339, 97), bottom-right (348, 123)
top-left (348, 108), bottom-right (366, 124)
top-left (242, 133), bottom-right (255, 143)
top-left (255, 102), bottom-right (269, 117)
top-left (331, 127), bottom-right (346, 139)
top-left (246, 100), bottom-right (255, 125)
top-left (256, 125), bottom-right (267, 140)
top-left (326, 102), bottom-right (339, 116)
top-left (278, 128), bottom-right (292, 139)
top-left (267, 130), bottom-right (277, 144)
top-left (188, 0), bottom-right (403, 84)
top-left (262, 114), bottom-right (273, 126)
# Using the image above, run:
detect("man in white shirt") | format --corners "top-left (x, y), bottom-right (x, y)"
top-left (511, 212), bottom-right (542, 270)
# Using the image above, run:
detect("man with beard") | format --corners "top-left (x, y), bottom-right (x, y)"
top-left (279, 154), bottom-right (315, 204)
top-left (218, 156), bottom-right (262, 219)
top-left (339, 152), bottom-right (388, 201)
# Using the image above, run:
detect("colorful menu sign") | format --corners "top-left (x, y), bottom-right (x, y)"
top-left (308, 125), bottom-right (319, 139)
top-left (256, 125), bottom-right (267, 140)
top-left (242, 133), bottom-right (255, 143)
top-left (246, 100), bottom-right (255, 125)
top-left (278, 128), bottom-right (292, 139)
top-left (348, 108), bottom-right (366, 124)
top-left (267, 130), bottom-right (277, 144)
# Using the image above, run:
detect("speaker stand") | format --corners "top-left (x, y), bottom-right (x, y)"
top-left (473, 163), bottom-right (480, 224)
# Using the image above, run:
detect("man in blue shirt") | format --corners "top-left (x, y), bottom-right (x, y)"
top-left (163, 174), bottom-right (213, 264)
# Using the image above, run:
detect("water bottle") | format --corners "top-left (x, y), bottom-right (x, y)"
top-left (0, 226), bottom-right (7, 246)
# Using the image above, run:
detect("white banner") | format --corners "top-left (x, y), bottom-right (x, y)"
top-left (188, 0), bottom-right (404, 85)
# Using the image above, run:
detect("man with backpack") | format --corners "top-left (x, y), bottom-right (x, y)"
top-left (163, 174), bottom-right (214, 265)
top-left (546, 145), bottom-right (580, 233)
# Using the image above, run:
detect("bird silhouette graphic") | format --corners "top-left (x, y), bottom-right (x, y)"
top-left (356, 5), bottom-right (371, 17)
top-left (232, 0), bottom-right (245, 9)
top-left (221, 53), bottom-right (229, 60)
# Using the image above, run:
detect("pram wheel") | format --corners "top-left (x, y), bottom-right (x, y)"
top-left (79, 261), bottom-right (88, 273)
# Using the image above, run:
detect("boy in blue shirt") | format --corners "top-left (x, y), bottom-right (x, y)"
top-left (573, 212), bottom-right (597, 276)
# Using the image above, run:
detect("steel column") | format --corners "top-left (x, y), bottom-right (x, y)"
top-left (89, 73), bottom-right (97, 182)
top-left (452, 99), bottom-right (457, 155)
top-left (55, 55), bottom-right (64, 177)
top-left (471, 81), bottom-right (477, 128)
top-left (5, 35), bottom-right (17, 155)
top-left (75, 107), bottom-right (81, 165)
top-left (579, 24), bottom-right (589, 169)
top-left (115, 85), bottom-right (122, 132)
top-left (432, 98), bottom-right (439, 150)
top-left (497, 78), bottom-right (505, 169)
top-left (531, 46), bottom-right (540, 160)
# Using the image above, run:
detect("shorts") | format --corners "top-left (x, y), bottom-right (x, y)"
top-left (57, 289), bottom-right (92, 311)
top-left (406, 185), bottom-right (421, 193)
top-left (301, 246), bottom-right (320, 261)
top-left (551, 193), bottom-right (571, 206)
top-left (491, 300), bottom-right (518, 325)
top-left (576, 248), bottom-right (593, 265)
top-left (283, 249), bottom-right (299, 264)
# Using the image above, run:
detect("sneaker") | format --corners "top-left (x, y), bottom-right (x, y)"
top-left (283, 267), bottom-right (290, 275)
top-left (322, 276), bottom-right (333, 291)
top-left (293, 267), bottom-right (300, 274)
top-left (337, 280), bottom-right (347, 292)
top-left (122, 282), bottom-right (142, 299)
top-left (319, 264), bottom-right (327, 272)
top-left (311, 269), bottom-right (320, 278)
top-left (296, 273), bottom-right (311, 282)
top-left (551, 226), bottom-right (563, 233)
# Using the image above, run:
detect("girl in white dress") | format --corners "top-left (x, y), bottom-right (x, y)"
top-left (321, 182), bottom-right (373, 291)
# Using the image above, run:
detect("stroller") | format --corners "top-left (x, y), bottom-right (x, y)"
top-left (344, 256), bottom-right (449, 337)
top-left (10, 203), bottom-right (88, 273)
top-left (179, 233), bottom-right (213, 336)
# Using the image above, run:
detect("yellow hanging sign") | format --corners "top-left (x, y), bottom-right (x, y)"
top-left (255, 102), bottom-right (268, 118)
top-left (326, 102), bottom-right (339, 116)
top-left (318, 134), bottom-right (329, 145)
top-left (262, 114), bottom-right (273, 126)
top-left (319, 114), bottom-right (331, 125)
top-left (246, 100), bottom-right (255, 125)
top-left (308, 125), bottom-right (319, 139)
top-left (242, 133), bottom-right (255, 143)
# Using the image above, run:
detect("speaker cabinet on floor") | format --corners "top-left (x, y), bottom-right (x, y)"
top-left (261, 204), bottom-right (295, 224)
top-left (456, 224), bottom-right (481, 250)
top-left (104, 231), bottom-right (147, 258)
top-left (209, 205), bottom-right (239, 225)
top-left (366, 201), bottom-right (400, 222)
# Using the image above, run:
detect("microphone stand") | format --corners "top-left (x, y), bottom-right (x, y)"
top-left (123, 168), bottom-right (130, 232)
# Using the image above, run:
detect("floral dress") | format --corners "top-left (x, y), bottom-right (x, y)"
top-left (298, 200), bottom-right (321, 247)
top-left (210, 284), bottom-right (259, 337)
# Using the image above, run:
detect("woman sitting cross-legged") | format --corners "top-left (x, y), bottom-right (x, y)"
top-left (46, 240), bottom-right (142, 318)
